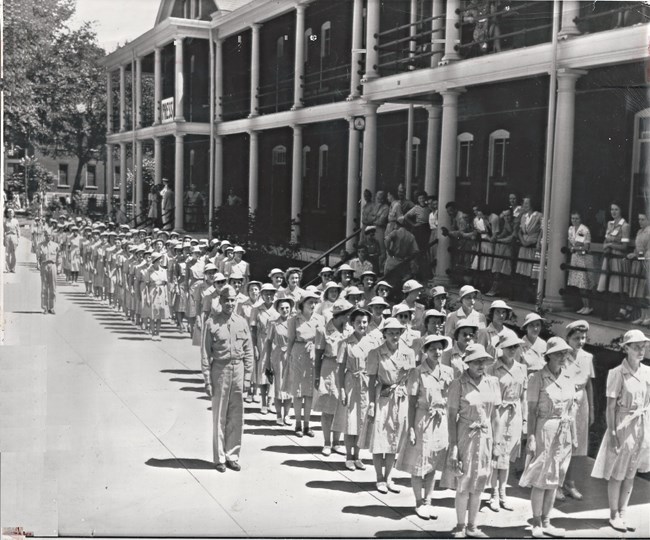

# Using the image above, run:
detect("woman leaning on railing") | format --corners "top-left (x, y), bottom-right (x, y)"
top-left (626, 211), bottom-right (650, 326)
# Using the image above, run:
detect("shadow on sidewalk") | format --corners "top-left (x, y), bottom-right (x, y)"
top-left (306, 479), bottom-right (367, 493)
top-left (162, 369), bottom-right (201, 375)
top-left (263, 444), bottom-right (321, 454)
top-left (145, 457), bottom-right (215, 470)
top-left (342, 504), bottom-right (412, 520)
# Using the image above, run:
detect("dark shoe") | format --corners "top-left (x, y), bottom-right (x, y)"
top-left (215, 463), bottom-right (226, 473)
top-left (295, 426), bottom-right (304, 438)
top-left (555, 489), bottom-right (566, 502)
top-left (226, 460), bottom-right (241, 472)
top-left (303, 428), bottom-right (315, 438)
top-left (564, 485), bottom-right (582, 500)
top-left (49, 309), bottom-right (55, 314)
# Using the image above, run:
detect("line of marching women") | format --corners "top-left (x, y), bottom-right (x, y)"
top-left (34, 215), bottom-right (650, 538)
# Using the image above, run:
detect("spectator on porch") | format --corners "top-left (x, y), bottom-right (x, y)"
top-left (404, 191), bottom-right (432, 253)
top-left (148, 184), bottom-right (161, 227)
top-left (227, 187), bottom-right (242, 207)
top-left (567, 211), bottom-right (595, 315)
top-left (470, 204), bottom-right (497, 273)
top-left (349, 245), bottom-right (374, 280)
top-left (161, 178), bottom-right (174, 231)
top-left (509, 192), bottom-right (522, 228)
top-left (374, 191), bottom-right (389, 269)
top-left (362, 226), bottom-right (380, 273)
top-left (185, 183), bottom-right (204, 232)
top-left (515, 196), bottom-right (543, 280)
top-left (384, 217), bottom-right (419, 278)
top-left (385, 189), bottom-right (403, 238)
top-left (486, 208), bottom-right (516, 297)
top-left (428, 196), bottom-right (439, 270)
top-left (445, 201), bottom-right (473, 270)
top-left (360, 189), bottom-right (377, 245)
top-left (397, 183), bottom-right (415, 215)
top-left (627, 212), bottom-right (650, 326)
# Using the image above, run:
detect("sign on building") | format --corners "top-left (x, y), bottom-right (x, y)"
top-left (161, 98), bottom-right (175, 123)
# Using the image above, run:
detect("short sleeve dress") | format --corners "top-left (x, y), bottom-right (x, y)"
top-left (313, 320), bottom-right (350, 415)
top-left (440, 372), bottom-right (501, 494)
top-left (252, 304), bottom-right (278, 386)
top-left (286, 313), bottom-right (325, 398)
top-left (519, 366), bottom-right (577, 490)
top-left (564, 348), bottom-right (594, 456)
top-left (396, 362), bottom-right (454, 477)
top-left (147, 266), bottom-right (170, 320)
top-left (267, 319), bottom-right (291, 401)
top-left (596, 218), bottom-right (631, 294)
top-left (567, 224), bottom-right (595, 290)
top-left (364, 343), bottom-right (416, 454)
top-left (520, 336), bottom-right (547, 376)
top-left (592, 361), bottom-right (650, 480)
top-left (628, 225), bottom-right (650, 299)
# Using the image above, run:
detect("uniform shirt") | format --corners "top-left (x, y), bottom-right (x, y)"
top-left (476, 323), bottom-right (518, 359)
top-left (385, 227), bottom-right (419, 260)
top-left (38, 240), bottom-right (60, 264)
top-left (405, 204), bottom-right (431, 227)
top-left (444, 307), bottom-right (487, 337)
top-left (521, 335), bottom-right (547, 375)
top-left (348, 257), bottom-right (374, 279)
top-left (4, 217), bottom-right (20, 237)
top-left (202, 311), bottom-right (253, 384)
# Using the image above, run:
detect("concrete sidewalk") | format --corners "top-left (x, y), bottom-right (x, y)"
top-left (1, 239), bottom-right (648, 538)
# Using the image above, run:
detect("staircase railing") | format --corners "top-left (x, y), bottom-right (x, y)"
top-left (301, 228), bottom-right (362, 285)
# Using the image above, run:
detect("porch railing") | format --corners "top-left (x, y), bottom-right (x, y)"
top-left (574, 1), bottom-right (650, 34)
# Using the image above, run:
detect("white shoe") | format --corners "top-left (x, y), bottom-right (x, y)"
top-left (531, 525), bottom-right (545, 539)
top-left (576, 307), bottom-right (586, 314)
top-left (345, 460), bottom-right (355, 471)
top-left (415, 504), bottom-right (430, 520)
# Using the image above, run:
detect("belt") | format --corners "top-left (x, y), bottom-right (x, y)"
top-left (618, 405), bottom-right (650, 430)
top-left (44, 260), bottom-right (55, 264)
top-left (211, 356), bottom-right (242, 366)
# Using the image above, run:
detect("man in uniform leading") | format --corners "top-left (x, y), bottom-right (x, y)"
top-left (38, 228), bottom-right (61, 314)
top-left (202, 285), bottom-right (253, 472)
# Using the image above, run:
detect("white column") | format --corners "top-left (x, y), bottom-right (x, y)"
top-left (360, 102), bottom-right (379, 199)
top-left (106, 144), bottom-right (114, 215)
top-left (214, 135), bottom-right (224, 207)
top-left (363, 0), bottom-right (381, 81)
top-left (174, 134), bottom-right (185, 230)
top-left (135, 56), bottom-right (142, 128)
top-left (249, 24), bottom-right (261, 118)
top-left (424, 104), bottom-right (441, 196)
top-left (248, 131), bottom-right (259, 211)
top-left (291, 125), bottom-right (303, 243)
top-left (292, 4), bottom-right (306, 110)
top-left (431, 0), bottom-right (445, 67)
top-left (440, 0), bottom-right (461, 64)
top-left (135, 140), bottom-right (143, 216)
top-left (348, 0), bottom-right (364, 99)
top-left (405, 105), bottom-right (415, 199)
top-left (154, 46), bottom-right (162, 124)
top-left (106, 71), bottom-right (113, 133)
top-left (119, 65), bottom-right (126, 132)
top-left (558, 0), bottom-right (581, 39)
top-left (435, 89), bottom-right (462, 284)
top-left (544, 69), bottom-right (585, 309)
top-left (119, 142), bottom-right (127, 215)
top-left (215, 39), bottom-right (223, 121)
top-left (346, 117), bottom-right (361, 250)
top-left (154, 136), bottom-right (162, 186)
top-left (174, 38), bottom-right (185, 122)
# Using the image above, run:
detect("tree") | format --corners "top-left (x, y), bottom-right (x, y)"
top-left (34, 24), bottom-right (107, 196)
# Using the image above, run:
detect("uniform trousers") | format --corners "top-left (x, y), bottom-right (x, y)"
top-left (210, 359), bottom-right (245, 464)
top-left (5, 234), bottom-right (18, 272)
top-left (41, 261), bottom-right (57, 310)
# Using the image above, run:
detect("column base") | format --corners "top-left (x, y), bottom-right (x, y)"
top-left (432, 272), bottom-right (452, 287)
top-left (558, 28), bottom-right (581, 40)
top-left (438, 53), bottom-right (460, 66)
top-left (174, 117), bottom-right (186, 122)
top-left (541, 294), bottom-right (566, 313)
top-left (248, 113), bottom-right (259, 119)
top-left (346, 94), bottom-right (360, 101)
top-left (290, 104), bottom-right (303, 111)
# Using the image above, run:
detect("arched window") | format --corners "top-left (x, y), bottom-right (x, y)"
top-left (276, 36), bottom-right (285, 59)
top-left (272, 145), bottom-right (287, 166)
top-left (488, 129), bottom-right (510, 179)
top-left (302, 145), bottom-right (311, 178)
top-left (317, 144), bottom-right (329, 208)
top-left (320, 21), bottom-right (331, 58)
top-left (456, 132), bottom-right (474, 178)
top-left (304, 27), bottom-right (312, 64)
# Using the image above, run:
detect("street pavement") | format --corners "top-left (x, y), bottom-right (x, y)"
top-left (1, 236), bottom-right (649, 538)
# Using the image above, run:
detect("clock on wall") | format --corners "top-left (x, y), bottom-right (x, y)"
top-left (353, 116), bottom-right (366, 131)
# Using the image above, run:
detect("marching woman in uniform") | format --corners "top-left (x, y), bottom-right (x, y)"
top-left (396, 334), bottom-right (453, 520)
top-left (519, 337), bottom-right (577, 539)
top-left (68, 226), bottom-right (82, 283)
top-left (316, 281), bottom-right (342, 320)
top-left (476, 300), bottom-right (518, 359)
top-left (486, 335), bottom-right (527, 513)
top-left (250, 283), bottom-right (278, 415)
top-left (441, 319), bottom-right (477, 379)
top-left (392, 304), bottom-right (421, 351)
top-left (412, 309), bottom-right (447, 364)
top-left (627, 212), bottom-right (650, 325)
top-left (442, 343), bottom-right (501, 539)
top-left (592, 329), bottom-right (650, 532)
top-left (366, 318), bottom-right (416, 494)
top-left (515, 196), bottom-right (543, 280)
top-left (285, 291), bottom-right (325, 437)
top-left (314, 299), bottom-right (353, 456)
top-left (278, 267), bottom-right (305, 305)
top-left (337, 306), bottom-right (376, 469)
top-left (145, 252), bottom-right (170, 341)
top-left (263, 297), bottom-right (294, 425)
top-left (520, 313), bottom-right (547, 376)
top-left (561, 320), bottom-right (595, 501)
top-left (140, 249), bottom-right (153, 333)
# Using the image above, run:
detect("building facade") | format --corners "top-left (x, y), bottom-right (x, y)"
top-left (102, 0), bottom-right (650, 308)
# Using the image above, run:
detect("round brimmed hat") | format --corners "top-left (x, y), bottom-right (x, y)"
top-left (323, 281), bottom-right (343, 295)
top-left (374, 280), bottom-right (393, 291)
top-left (135, 247), bottom-right (146, 254)
top-left (71, 225), bottom-right (79, 231)
top-left (224, 245), bottom-right (234, 252)
top-left (319, 266), bottom-right (334, 275)
top-left (336, 263), bottom-right (354, 274)
top-left (349, 307), bottom-right (371, 321)
top-left (364, 225), bottom-right (377, 234)
top-left (424, 308), bottom-right (446, 322)
top-left (284, 267), bottom-right (302, 280)
top-left (305, 285), bottom-right (321, 294)
top-left (233, 246), bottom-right (245, 254)
top-left (402, 279), bottom-right (423, 294)
top-left (489, 299), bottom-right (512, 311)
top-left (298, 290), bottom-right (320, 308)
top-left (521, 312), bottom-right (545, 329)
top-left (151, 252), bottom-right (164, 262)
top-left (247, 280), bottom-right (262, 290)
top-left (422, 334), bottom-right (452, 352)
top-left (499, 335), bottom-right (524, 349)
top-left (360, 270), bottom-right (377, 280)
top-left (214, 272), bottom-right (227, 282)
top-left (367, 296), bottom-right (390, 308)
top-left (210, 238), bottom-right (220, 246)
top-left (260, 283), bottom-right (277, 294)
top-left (170, 231), bottom-right (180, 238)
top-left (566, 320), bottom-right (590, 334)
top-left (331, 299), bottom-right (354, 317)
top-left (381, 317), bottom-right (405, 332)
top-left (459, 285), bottom-right (480, 299)
top-left (545, 337), bottom-right (572, 357)
top-left (269, 268), bottom-right (284, 278)
top-left (463, 343), bottom-right (493, 363)
top-left (431, 286), bottom-right (447, 298)
top-left (392, 304), bottom-right (414, 317)
top-left (99, 231), bottom-right (108, 237)
top-left (344, 286), bottom-right (363, 298)
top-left (174, 243), bottom-right (183, 251)
top-left (191, 246), bottom-right (201, 253)
top-left (274, 296), bottom-right (295, 311)
top-left (219, 285), bottom-right (237, 299)
top-left (454, 319), bottom-right (479, 337)
top-left (204, 263), bottom-right (218, 273)
top-left (229, 270), bottom-right (245, 281)
top-left (621, 329), bottom-right (650, 346)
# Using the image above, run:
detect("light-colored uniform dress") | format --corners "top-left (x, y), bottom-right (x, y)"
top-left (597, 218), bottom-right (631, 294)
top-left (565, 348), bottom-right (594, 456)
top-left (488, 359), bottom-right (528, 468)
top-left (444, 307), bottom-right (487, 338)
top-left (68, 235), bottom-right (82, 272)
top-left (266, 319), bottom-right (292, 401)
top-left (441, 343), bottom-right (467, 379)
top-left (286, 313), bottom-right (325, 398)
top-left (492, 219), bottom-right (515, 275)
top-left (146, 266), bottom-right (170, 319)
top-left (276, 286), bottom-right (305, 306)
top-left (441, 372), bottom-right (501, 494)
top-left (134, 261), bottom-right (147, 316)
top-left (396, 362), bottom-right (453, 476)
top-left (477, 323), bottom-right (518, 359)
top-left (314, 320), bottom-right (350, 415)
top-left (516, 210), bottom-right (542, 278)
top-left (251, 304), bottom-right (278, 386)
top-left (365, 343), bottom-right (416, 454)
top-left (93, 243), bottom-right (106, 288)
top-left (592, 360), bottom-right (650, 480)
top-left (338, 332), bottom-right (377, 438)
top-left (628, 225), bottom-right (650, 298)
top-left (567, 224), bottom-right (595, 290)
top-left (519, 366), bottom-right (577, 490)
top-left (521, 336), bottom-right (547, 376)
top-left (400, 327), bottom-right (421, 351)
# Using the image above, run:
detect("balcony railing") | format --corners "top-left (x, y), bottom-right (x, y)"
top-left (456, 1), bottom-right (553, 59)
top-left (220, 93), bottom-right (251, 121)
top-left (302, 63), bottom-right (352, 106)
top-left (257, 77), bottom-right (294, 115)
top-left (575, 1), bottom-right (650, 34)
top-left (376, 13), bottom-right (446, 76)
